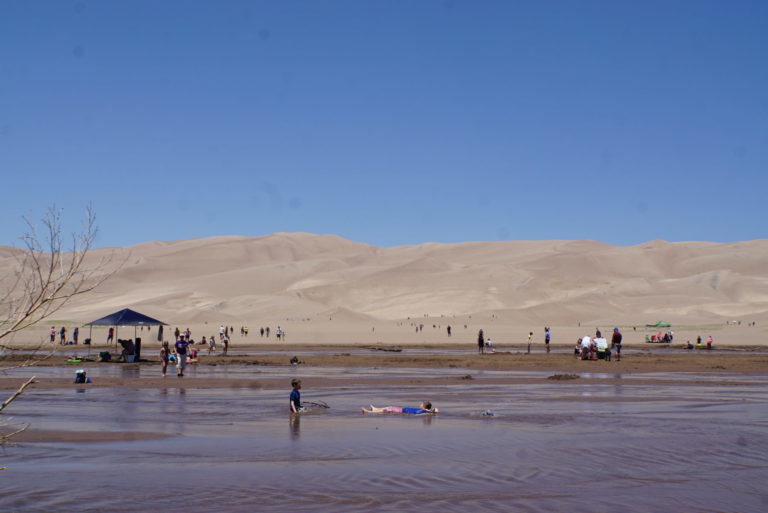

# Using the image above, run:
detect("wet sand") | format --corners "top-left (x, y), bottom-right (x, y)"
top-left (1, 349), bottom-right (767, 512)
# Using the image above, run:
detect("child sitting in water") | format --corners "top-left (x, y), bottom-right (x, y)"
top-left (361, 401), bottom-right (438, 414)
top-left (187, 347), bottom-right (199, 363)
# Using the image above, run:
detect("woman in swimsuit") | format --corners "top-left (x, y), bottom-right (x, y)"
top-left (361, 401), bottom-right (438, 414)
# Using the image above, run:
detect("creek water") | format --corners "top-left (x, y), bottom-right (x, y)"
top-left (1, 368), bottom-right (766, 513)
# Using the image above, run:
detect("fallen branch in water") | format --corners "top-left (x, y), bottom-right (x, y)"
top-left (0, 423), bottom-right (30, 444)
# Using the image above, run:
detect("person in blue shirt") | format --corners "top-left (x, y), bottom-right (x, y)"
top-left (361, 401), bottom-right (438, 414)
top-left (290, 379), bottom-right (303, 413)
top-left (174, 334), bottom-right (189, 377)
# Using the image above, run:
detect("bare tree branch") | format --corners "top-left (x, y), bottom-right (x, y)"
top-left (0, 206), bottom-right (118, 444)
top-left (0, 205), bottom-right (119, 341)
top-left (0, 376), bottom-right (36, 415)
top-left (0, 422), bottom-right (30, 444)
top-left (0, 348), bottom-right (53, 372)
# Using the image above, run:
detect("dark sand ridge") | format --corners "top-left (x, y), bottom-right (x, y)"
top-left (2, 347), bottom-right (767, 374)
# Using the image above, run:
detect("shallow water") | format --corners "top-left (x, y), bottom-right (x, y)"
top-left (1, 370), bottom-right (767, 512)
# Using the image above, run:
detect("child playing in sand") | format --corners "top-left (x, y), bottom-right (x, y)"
top-left (361, 401), bottom-right (438, 414)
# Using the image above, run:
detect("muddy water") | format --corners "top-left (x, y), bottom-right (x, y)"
top-left (1, 369), bottom-right (767, 513)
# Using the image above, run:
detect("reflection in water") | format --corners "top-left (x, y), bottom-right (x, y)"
top-left (1, 374), bottom-right (767, 513)
top-left (290, 413), bottom-right (300, 440)
top-left (120, 365), bottom-right (141, 379)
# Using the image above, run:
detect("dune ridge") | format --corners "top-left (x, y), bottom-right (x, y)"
top-left (2, 233), bottom-right (767, 325)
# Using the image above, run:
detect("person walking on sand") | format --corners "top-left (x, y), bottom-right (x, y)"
top-left (477, 329), bottom-right (485, 354)
top-left (527, 332), bottom-right (533, 354)
top-left (222, 336), bottom-right (229, 356)
top-left (175, 334), bottom-right (189, 377)
top-left (611, 328), bottom-right (623, 361)
top-left (59, 326), bottom-right (67, 344)
top-left (159, 341), bottom-right (171, 377)
top-left (50, 326), bottom-right (56, 343)
top-left (107, 326), bottom-right (114, 344)
top-left (544, 327), bottom-right (551, 354)
top-left (208, 334), bottom-right (217, 355)
top-left (73, 326), bottom-right (79, 345)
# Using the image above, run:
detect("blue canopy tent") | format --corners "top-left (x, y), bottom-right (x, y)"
top-left (85, 308), bottom-right (168, 359)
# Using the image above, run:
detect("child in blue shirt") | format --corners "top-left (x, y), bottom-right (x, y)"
top-left (290, 379), bottom-right (303, 413)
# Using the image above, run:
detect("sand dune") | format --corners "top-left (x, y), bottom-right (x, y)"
top-left (2, 233), bottom-right (768, 328)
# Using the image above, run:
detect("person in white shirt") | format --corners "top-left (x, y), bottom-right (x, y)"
top-left (580, 335), bottom-right (592, 360)
top-left (594, 336), bottom-right (610, 360)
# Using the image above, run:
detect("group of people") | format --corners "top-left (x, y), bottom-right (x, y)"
top-left (646, 331), bottom-right (674, 343)
top-left (477, 327), bottom-right (554, 354)
top-left (51, 326), bottom-right (80, 345)
top-left (575, 328), bottom-right (623, 361)
top-left (686, 336), bottom-right (714, 350)
top-left (474, 326), bottom-right (628, 360)
top-left (477, 329), bottom-right (495, 353)
top-left (289, 379), bottom-right (438, 415)
top-left (159, 332), bottom-right (231, 377)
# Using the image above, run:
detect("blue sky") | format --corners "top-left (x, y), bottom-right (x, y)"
top-left (1, 0), bottom-right (766, 248)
